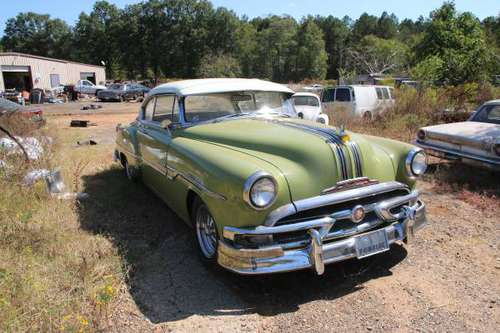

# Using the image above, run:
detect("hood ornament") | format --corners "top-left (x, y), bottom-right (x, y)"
top-left (336, 124), bottom-right (350, 143)
top-left (321, 177), bottom-right (379, 195)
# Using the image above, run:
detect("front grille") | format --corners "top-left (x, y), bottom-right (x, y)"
top-left (271, 188), bottom-right (410, 246)
top-left (276, 188), bottom-right (409, 225)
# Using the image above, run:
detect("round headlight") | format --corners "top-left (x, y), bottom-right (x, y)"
top-left (244, 172), bottom-right (278, 209)
top-left (406, 148), bottom-right (427, 178)
top-left (493, 143), bottom-right (500, 156)
top-left (417, 129), bottom-right (426, 141)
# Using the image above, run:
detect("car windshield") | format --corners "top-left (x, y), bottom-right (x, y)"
top-left (109, 84), bottom-right (124, 90)
top-left (470, 104), bottom-right (500, 125)
top-left (183, 91), bottom-right (295, 122)
top-left (293, 96), bottom-right (319, 107)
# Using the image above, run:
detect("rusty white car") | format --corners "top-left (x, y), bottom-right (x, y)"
top-left (416, 100), bottom-right (500, 171)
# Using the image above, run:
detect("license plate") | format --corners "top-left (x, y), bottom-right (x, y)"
top-left (355, 229), bottom-right (389, 259)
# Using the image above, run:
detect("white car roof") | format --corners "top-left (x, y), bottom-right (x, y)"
top-left (150, 78), bottom-right (294, 96)
top-left (484, 99), bottom-right (500, 105)
top-left (293, 92), bottom-right (320, 99)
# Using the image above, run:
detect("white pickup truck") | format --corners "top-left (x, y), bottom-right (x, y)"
top-left (74, 80), bottom-right (107, 95)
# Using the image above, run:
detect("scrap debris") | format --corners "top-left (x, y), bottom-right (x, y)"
top-left (80, 104), bottom-right (103, 111)
top-left (70, 120), bottom-right (97, 127)
top-left (0, 136), bottom-right (44, 160)
top-left (76, 139), bottom-right (98, 146)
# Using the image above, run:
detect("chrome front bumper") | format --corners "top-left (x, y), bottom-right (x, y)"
top-left (416, 141), bottom-right (500, 171)
top-left (218, 191), bottom-right (427, 275)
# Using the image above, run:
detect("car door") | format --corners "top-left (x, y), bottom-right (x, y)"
top-left (136, 94), bottom-right (179, 204)
top-left (81, 80), bottom-right (93, 94)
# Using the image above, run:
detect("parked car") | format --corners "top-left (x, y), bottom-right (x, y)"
top-left (416, 100), bottom-right (500, 171)
top-left (292, 92), bottom-right (329, 124)
top-left (321, 85), bottom-right (395, 120)
top-left (97, 83), bottom-right (150, 102)
top-left (0, 98), bottom-right (44, 124)
top-left (114, 78), bottom-right (427, 275)
top-left (74, 79), bottom-right (107, 95)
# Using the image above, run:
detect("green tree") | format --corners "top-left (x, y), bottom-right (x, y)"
top-left (376, 12), bottom-right (398, 39)
top-left (315, 15), bottom-right (351, 79)
top-left (295, 18), bottom-right (328, 80)
top-left (414, 2), bottom-right (490, 84)
top-left (1, 12), bottom-right (72, 59)
top-left (253, 16), bottom-right (298, 81)
top-left (235, 20), bottom-right (258, 77)
top-left (198, 53), bottom-right (241, 77)
top-left (352, 13), bottom-right (378, 41)
top-left (73, 1), bottom-right (121, 77)
top-left (347, 35), bottom-right (410, 74)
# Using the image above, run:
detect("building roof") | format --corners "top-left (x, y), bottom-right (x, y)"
top-left (150, 78), bottom-right (294, 96)
top-left (0, 52), bottom-right (105, 68)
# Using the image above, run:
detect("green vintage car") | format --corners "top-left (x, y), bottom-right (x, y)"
top-left (114, 78), bottom-right (428, 275)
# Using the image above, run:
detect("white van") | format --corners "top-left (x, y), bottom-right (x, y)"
top-left (321, 85), bottom-right (395, 119)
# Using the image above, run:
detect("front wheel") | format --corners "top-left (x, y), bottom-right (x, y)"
top-left (123, 157), bottom-right (139, 181)
top-left (192, 197), bottom-right (218, 261)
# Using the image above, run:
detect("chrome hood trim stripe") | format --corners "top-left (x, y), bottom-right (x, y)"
top-left (272, 120), bottom-right (364, 180)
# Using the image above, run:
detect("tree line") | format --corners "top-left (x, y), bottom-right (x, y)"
top-left (1, 0), bottom-right (498, 85)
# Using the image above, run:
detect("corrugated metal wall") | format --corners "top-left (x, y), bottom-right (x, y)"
top-left (0, 54), bottom-right (106, 91)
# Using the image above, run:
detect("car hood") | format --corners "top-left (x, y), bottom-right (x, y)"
top-left (177, 117), bottom-right (396, 200)
top-left (422, 121), bottom-right (500, 143)
top-left (295, 105), bottom-right (320, 116)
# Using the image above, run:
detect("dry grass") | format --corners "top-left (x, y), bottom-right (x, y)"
top-left (0, 119), bottom-right (124, 332)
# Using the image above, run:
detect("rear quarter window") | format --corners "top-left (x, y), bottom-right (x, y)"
top-left (375, 88), bottom-right (383, 100)
top-left (335, 88), bottom-right (351, 102)
top-left (382, 88), bottom-right (390, 99)
top-left (321, 88), bottom-right (335, 103)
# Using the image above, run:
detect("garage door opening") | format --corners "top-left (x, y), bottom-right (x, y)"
top-left (80, 72), bottom-right (96, 84)
top-left (2, 65), bottom-right (32, 92)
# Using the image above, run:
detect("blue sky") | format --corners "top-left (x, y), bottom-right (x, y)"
top-left (0, 0), bottom-right (497, 35)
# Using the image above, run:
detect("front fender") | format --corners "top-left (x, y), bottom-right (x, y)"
top-left (167, 137), bottom-right (292, 232)
top-left (115, 122), bottom-right (139, 166)
top-left (362, 134), bottom-right (418, 188)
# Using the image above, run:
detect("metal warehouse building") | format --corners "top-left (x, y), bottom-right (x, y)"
top-left (0, 52), bottom-right (105, 92)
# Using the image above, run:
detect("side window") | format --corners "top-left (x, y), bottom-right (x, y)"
top-left (172, 97), bottom-right (180, 122)
top-left (335, 88), bottom-right (351, 102)
top-left (389, 88), bottom-right (394, 99)
top-left (382, 88), bottom-right (390, 100)
top-left (143, 98), bottom-right (155, 121)
top-left (375, 88), bottom-right (383, 100)
top-left (321, 88), bottom-right (335, 103)
top-left (152, 95), bottom-right (175, 122)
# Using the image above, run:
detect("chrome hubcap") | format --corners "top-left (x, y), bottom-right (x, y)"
top-left (196, 205), bottom-right (217, 258)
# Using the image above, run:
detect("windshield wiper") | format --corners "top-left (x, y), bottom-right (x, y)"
top-left (212, 112), bottom-right (252, 123)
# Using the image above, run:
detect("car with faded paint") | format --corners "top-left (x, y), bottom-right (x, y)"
top-left (416, 100), bottom-right (500, 171)
top-left (98, 83), bottom-right (150, 102)
top-left (322, 85), bottom-right (395, 120)
top-left (114, 78), bottom-right (428, 275)
top-left (292, 92), bottom-right (329, 125)
top-left (75, 79), bottom-right (107, 95)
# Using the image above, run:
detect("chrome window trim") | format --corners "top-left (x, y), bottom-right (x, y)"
top-left (243, 171), bottom-right (278, 210)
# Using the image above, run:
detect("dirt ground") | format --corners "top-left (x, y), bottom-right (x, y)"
top-left (42, 102), bottom-right (499, 333)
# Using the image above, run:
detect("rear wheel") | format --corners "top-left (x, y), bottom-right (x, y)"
top-left (192, 197), bottom-right (218, 261)
top-left (122, 156), bottom-right (139, 181)
top-left (363, 111), bottom-right (373, 121)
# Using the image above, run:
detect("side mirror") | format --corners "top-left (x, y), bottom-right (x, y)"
top-left (160, 119), bottom-right (172, 129)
